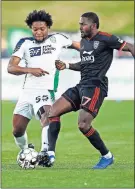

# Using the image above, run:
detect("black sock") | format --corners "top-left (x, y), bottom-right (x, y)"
top-left (80, 126), bottom-right (109, 156)
top-left (48, 117), bottom-right (61, 152)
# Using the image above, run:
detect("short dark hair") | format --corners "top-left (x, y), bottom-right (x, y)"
top-left (25, 10), bottom-right (53, 28)
top-left (81, 12), bottom-right (99, 29)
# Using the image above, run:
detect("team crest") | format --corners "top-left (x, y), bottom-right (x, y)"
top-left (93, 41), bottom-right (99, 49)
top-left (50, 36), bottom-right (56, 43)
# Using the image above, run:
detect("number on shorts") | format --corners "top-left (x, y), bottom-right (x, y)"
top-left (81, 96), bottom-right (91, 106)
top-left (35, 95), bottom-right (49, 103)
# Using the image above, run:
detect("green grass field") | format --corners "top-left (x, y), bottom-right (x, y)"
top-left (2, 1), bottom-right (134, 37)
top-left (2, 100), bottom-right (134, 188)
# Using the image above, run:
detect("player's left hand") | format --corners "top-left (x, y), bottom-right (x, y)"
top-left (55, 60), bottom-right (66, 70)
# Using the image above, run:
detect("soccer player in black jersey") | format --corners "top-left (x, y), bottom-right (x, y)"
top-left (41, 12), bottom-right (134, 169)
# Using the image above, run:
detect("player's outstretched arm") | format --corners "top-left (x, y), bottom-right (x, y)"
top-left (7, 56), bottom-right (30, 75)
top-left (121, 43), bottom-right (134, 57)
top-left (67, 41), bottom-right (80, 51)
top-left (107, 35), bottom-right (134, 58)
top-left (69, 62), bottom-right (81, 71)
top-left (7, 56), bottom-right (49, 76)
top-left (55, 60), bottom-right (81, 71)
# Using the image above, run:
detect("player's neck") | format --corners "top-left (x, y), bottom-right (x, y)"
top-left (87, 30), bottom-right (99, 40)
top-left (34, 35), bottom-right (49, 44)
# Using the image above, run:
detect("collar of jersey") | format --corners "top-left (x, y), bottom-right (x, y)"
top-left (86, 31), bottom-right (99, 41)
top-left (33, 35), bottom-right (52, 44)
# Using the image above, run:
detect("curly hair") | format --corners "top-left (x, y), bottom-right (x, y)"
top-left (25, 10), bottom-right (53, 28)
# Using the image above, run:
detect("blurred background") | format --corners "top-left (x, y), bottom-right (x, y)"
top-left (2, 1), bottom-right (134, 100)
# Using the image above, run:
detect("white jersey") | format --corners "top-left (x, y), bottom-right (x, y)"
top-left (12, 33), bottom-right (72, 91)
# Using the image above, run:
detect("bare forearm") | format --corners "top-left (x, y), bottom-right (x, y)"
top-left (128, 44), bottom-right (134, 57)
top-left (122, 43), bottom-right (134, 57)
top-left (69, 62), bottom-right (81, 71)
top-left (67, 46), bottom-right (80, 52)
top-left (7, 65), bottom-right (30, 75)
top-left (67, 41), bottom-right (80, 51)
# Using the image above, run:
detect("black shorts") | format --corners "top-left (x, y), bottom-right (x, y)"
top-left (62, 84), bottom-right (106, 118)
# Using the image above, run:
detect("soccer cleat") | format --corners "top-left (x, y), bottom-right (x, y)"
top-left (45, 151), bottom-right (55, 167)
top-left (92, 155), bottom-right (114, 169)
top-left (28, 143), bottom-right (35, 149)
top-left (37, 149), bottom-right (50, 167)
top-left (38, 150), bottom-right (55, 167)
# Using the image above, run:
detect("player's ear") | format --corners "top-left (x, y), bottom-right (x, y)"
top-left (91, 23), bottom-right (96, 29)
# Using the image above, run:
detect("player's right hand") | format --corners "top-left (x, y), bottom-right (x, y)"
top-left (55, 60), bottom-right (66, 70)
top-left (29, 68), bottom-right (49, 77)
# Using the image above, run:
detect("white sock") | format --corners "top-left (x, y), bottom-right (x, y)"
top-left (103, 151), bottom-right (112, 159)
top-left (48, 151), bottom-right (55, 163)
top-left (41, 126), bottom-right (49, 151)
top-left (48, 151), bottom-right (55, 157)
top-left (14, 132), bottom-right (28, 150)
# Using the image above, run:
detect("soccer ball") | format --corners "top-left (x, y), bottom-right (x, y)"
top-left (17, 148), bottom-right (38, 169)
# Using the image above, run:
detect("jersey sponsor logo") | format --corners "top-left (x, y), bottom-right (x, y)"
top-left (42, 45), bottom-right (56, 54)
top-left (93, 41), bottom-right (99, 49)
top-left (29, 47), bottom-right (41, 57)
top-left (29, 45), bottom-right (56, 57)
top-left (82, 50), bottom-right (95, 63)
top-left (83, 50), bottom-right (93, 55)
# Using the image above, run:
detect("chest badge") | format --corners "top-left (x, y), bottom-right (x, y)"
top-left (50, 36), bottom-right (56, 43)
top-left (93, 41), bottom-right (99, 49)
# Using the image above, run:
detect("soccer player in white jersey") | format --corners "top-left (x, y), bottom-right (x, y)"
top-left (7, 10), bottom-right (80, 166)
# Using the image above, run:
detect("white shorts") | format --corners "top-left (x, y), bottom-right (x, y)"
top-left (13, 89), bottom-right (55, 120)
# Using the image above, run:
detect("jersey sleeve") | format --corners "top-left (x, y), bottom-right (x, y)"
top-left (106, 35), bottom-right (126, 50)
top-left (12, 38), bottom-right (26, 59)
top-left (56, 33), bottom-right (72, 48)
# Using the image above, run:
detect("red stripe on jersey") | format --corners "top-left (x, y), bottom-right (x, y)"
top-left (119, 41), bottom-right (127, 51)
top-left (99, 31), bottom-right (112, 37)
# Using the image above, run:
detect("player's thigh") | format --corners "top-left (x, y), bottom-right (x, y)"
top-left (14, 92), bottom-right (34, 120)
top-left (34, 90), bottom-right (57, 125)
top-left (80, 86), bottom-right (105, 118)
top-left (13, 92), bottom-right (33, 135)
top-left (49, 86), bottom-right (81, 117)
top-left (13, 99), bottom-right (33, 130)
top-left (61, 86), bottom-right (81, 113)
top-left (49, 96), bottom-right (73, 117)
top-left (33, 90), bottom-right (54, 120)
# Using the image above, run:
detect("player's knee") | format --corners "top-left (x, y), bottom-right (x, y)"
top-left (78, 119), bottom-right (90, 133)
top-left (40, 116), bottom-right (49, 127)
top-left (13, 124), bottom-right (25, 137)
top-left (13, 128), bottom-right (25, 137)
top-left (78, 121), bottom-right (86, 132)
top-left (49, 107), bottom-right (60, 118)
top-left (41, 119), bottom-right (49, 127)
top-left (13, 115), bottom-right (28, 137)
